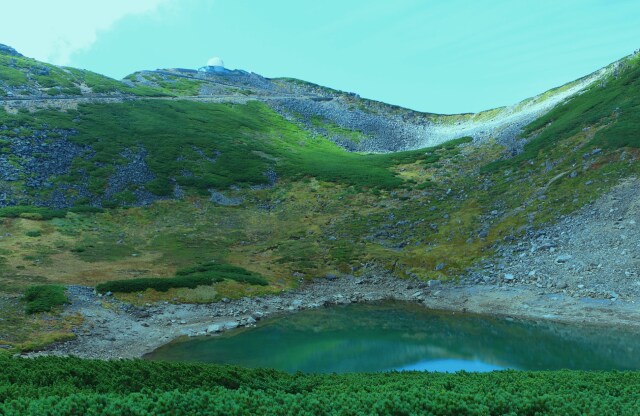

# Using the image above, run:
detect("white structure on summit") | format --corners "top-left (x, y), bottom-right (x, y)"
top-left (199, 56), bottom-right (227, 73)
top-left (206, 57), bottom-right (224, 67)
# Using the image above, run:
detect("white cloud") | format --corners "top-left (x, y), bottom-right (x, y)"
top-left (0, 0), bottom-right (168, 64)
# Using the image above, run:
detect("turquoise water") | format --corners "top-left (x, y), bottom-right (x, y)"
top-left (146, 302), bottom-right (640, 373)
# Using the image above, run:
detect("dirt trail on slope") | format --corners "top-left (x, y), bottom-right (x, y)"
top-left (0, 94), bottom-right (320, 113)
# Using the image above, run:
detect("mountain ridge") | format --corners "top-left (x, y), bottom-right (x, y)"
top-left (2, 44), bottom-right (635, 153)
top-left (1, 43), bottom-right (639, 352)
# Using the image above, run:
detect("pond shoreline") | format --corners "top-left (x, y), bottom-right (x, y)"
top-left (26, 272), bottom-right (640, 360)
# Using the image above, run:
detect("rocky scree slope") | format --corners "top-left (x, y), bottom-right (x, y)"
top-left (463, 177), bottom-right (640, 301)
top-left (126, 59), bottom-right (619, 153)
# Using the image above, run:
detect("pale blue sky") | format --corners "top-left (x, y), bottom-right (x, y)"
top-left (2, 0), bottom-right (640, 113)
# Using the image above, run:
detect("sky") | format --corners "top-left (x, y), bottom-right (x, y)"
top-left (1, 0), bottom-right (639, 114)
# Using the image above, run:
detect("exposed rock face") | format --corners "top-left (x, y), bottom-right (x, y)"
top-left (0, 128), bottom-right (91, 208)
top-left (103, 148), bottom-right (161, 207)
top-left (0, 44), bottom-right (22, 57)
top-left (210, 191), bottom-right (243, 206)
top-left (0, 126), bottom-right (166, 209)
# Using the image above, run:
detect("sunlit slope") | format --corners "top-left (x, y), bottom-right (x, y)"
top-left (0, 100), bottom-right (447, 208)
top-left (0, 46), bottom-right (639, 350)
top-left (0, 44), bottom-right (161, 98)
top-left (122, 53), bottom-right (630, 152)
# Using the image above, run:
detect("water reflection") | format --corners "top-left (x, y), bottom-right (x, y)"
top-left (396, 359), bottom-right (505, 372)
top-left (146, 302), bottom-right (640, 373)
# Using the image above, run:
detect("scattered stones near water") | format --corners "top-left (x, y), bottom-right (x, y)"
top-left (34, 272), bottom-right (453, 359)
top-left (205, 321), bottom-right (239, 333)
top-left (224, 321), bottom-right (239, 330)
top-left (206, 324), bottom-right (222, 333)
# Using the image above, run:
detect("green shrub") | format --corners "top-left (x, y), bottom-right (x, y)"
top-left (0, 101), bottom-right (475, 201)
top-left (25, 230), bottom-right (41, 237)
top-left (96, 262), bottom-right (268, 293)
top-left (0, 206), bottom-right (101, 220)
top-left (96, 275), bottom-right (223, 293)
top-left (23, 285), bottom-right (67, 314)
top-left (1, 357), bottom-right (640, 415)
top-left (0, 207), bottom-right (67, 220)
top-left (175, 261), bottom-right (269, 286)
top-left (68, 206), bottom-right (104, 214)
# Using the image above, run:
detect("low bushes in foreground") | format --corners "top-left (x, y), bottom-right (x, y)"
top-left (23, 285), bottom-right (67, 314)
top-left (0, 356), bottom-right (639, 415)
top-left (95, 261), bottom-right (268, 293)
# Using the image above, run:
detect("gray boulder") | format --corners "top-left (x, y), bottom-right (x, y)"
top-left (224, 321), bottom-right (239, 330)
top-left (206, 324), bottom-right (222, 333)
top-left (555, 254), bottom-right (573, 264)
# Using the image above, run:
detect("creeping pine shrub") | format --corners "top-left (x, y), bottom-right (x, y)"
top-left (1, 358), bottom-right (640, 415)
top-left (23, 285), bottom-right (67, 314)
top-left (0, 207), bottom-right (67, 220)
top-left (0, 206), bottom-right (101, 220)
top-left (96, 262), bottom-right (268, 293)
top-left (95, 275), bottom-right (224, 294)
top-left (175, 261), bottom-right (268, 286)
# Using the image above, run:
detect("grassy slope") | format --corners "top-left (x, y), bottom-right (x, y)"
top-left (1, 52), bottom-right (640, 350)
top-left (0, 48), bottom-right (163, 97)
top-left (0, 100), bottom-right (431, 200)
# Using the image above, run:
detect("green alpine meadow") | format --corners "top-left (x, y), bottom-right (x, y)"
top-left (1, 2), bottom-right (640, 413)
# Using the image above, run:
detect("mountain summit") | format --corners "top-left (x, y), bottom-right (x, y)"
top-left (0, 45), bottom-right (639, 354)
